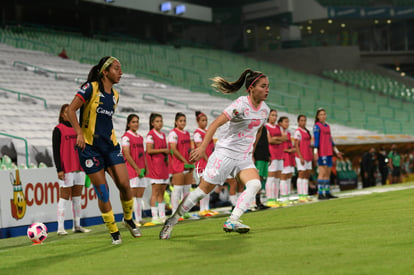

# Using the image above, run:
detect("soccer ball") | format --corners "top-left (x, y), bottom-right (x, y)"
top-left (27, 222), bottom-right (48, 243)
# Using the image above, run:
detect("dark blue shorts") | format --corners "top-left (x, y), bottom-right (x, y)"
top-left (318, 156), bottom-right (333, 167)
top-left (78, 143), bottom-right (124, 174)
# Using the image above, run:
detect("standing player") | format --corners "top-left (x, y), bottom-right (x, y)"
top-left (313, 108), bottom-right (343, 200)
top-left (53, 104), bottom-right (91, 235)
top-left (160, 68), bottom-right (270, 239)
top-left (146, 113), bottom-right (170, 224)
top-left (265, 109), bottom-right (288, 207)
top-left (193, 111), bottom-right (217, 217)
top-left (121, 114), bottom-right (148, 226)
top-left (168, 112), bottom-right (194, 215)
top-left (294, 115), bottom-right (313, 202)
top-left (279, 116), bottom-right (295, 205)
top-left (67, 56), bottom-right (141, 244)
top-left (253, 125), bottom-right (271, 210)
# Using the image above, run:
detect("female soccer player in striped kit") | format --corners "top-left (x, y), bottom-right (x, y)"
top-left (68, 56), bottom-right (141, 244)
top-left (146, 113), bottom-right (170, 224)
top-left (313, 108), bottom-right (343, 200)
top-left (265, 109), bottom-right (288, 207)
top-left (53, 104), bottom-right (90, 235)
top-left (294, 115), bottom-right (313, 202)
top-left (122, 114), bottom-right (148, 225)
top-left (279, 116), bottom-right (295, 205)
top-left (168, 112), bottom-right (194, 214)
top-left (160, 68), bottom-right (270, 239)
top-left (193, 111), bottom-right (217, 217)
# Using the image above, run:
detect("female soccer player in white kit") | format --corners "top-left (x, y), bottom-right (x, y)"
top-left (160, 69), bottom-right (270, 239)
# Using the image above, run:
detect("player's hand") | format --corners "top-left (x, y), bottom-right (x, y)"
top-left (76, 133), bottom-right (86, 151)
top-left (57, 171), bottom-right (65, 181)
top-left (300, 157), bottom-right (305, 165)
top-left (190, 147), bottom-right (204, 162)
top-left (337, 151), bottom-right (344, 160)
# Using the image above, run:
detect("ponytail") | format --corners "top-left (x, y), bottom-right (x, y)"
top-left (211, 68), bottom-right (266, 94)
top-left (81, 56), bottom-right (118, 88)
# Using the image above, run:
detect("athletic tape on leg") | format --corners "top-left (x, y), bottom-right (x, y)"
top-left (93, 184), bottom-right (110, 203)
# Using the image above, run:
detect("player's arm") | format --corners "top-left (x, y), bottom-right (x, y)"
top-left (67, 95), bottom-right (85, 150)
top-left (190, 113), bottom-right (228, 162)
top-left (52, 127), bottom-right (64, 180)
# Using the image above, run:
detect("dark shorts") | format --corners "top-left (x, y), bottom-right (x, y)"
top-left (78, 143), bottom-right (124, 174)
top-left (392, 166), bottom-right (401, 177)
top-left (318, 156), bottom-right (333, 167)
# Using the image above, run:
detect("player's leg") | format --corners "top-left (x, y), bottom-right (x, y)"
top-left (57, 183), bottom-right (71, 235)
top-left (71, 172), bottom-right (91, 233)
top-left (171, 172), bottom-right (185, 213)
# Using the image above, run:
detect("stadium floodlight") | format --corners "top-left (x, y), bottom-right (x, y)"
top-left (104, 0), bottom-right (115, 3)
top-left (160, 2), bottom-right (172, 12)
top-left (175, 4), bottom-right (186, 15)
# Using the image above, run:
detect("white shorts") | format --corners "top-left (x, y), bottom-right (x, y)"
top-left (295, 157), bottom-right (312, 171)
top-left (282, 166), bottom-right (295, 174)
top-left (269, 159), bottom-right (284, 172)
top-left (58, 171), bottom-right (85, 188)
top-left (149, 178), bottom-right (169, 185)
top-left (202, 150), bottom-right (256, 185)
top-left (130, 177), bottom-right (149, 188)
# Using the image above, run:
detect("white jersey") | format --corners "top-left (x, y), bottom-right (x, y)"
top-left (215, 95), bottom-right (270, 160)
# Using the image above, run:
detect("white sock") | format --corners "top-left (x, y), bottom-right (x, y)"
top-left (171, 185), bottom-right (184, 212)
top-left (274, 178), bottom-right (280, 200)
top-left (172, 187), bottom-right (207, 223)
top-left (183, 184), bottom-right (191, 199)
top-left (303, 178), bottom-right (309, 196)
top-left (297, 178), bottom-right (303, 195)
top-left (158, 202), bottom-right (166, 218)
top-left (134, 197), bottom-right (143, 222)
top-left (265, 177), bottom-right (275, 200)
top-left (57, 198), bottom-right (69, 231)
top-left (151, 206), bottom-right (159, 220)
top-left (200, 193), bottom-right (210, 212)
top-left (229, 195), bottom-right (238, 206)
top-left (280, 180), bottom-right (288, 200)
top-left (72, 196), bottom-right (82, 228)
top-left (287, 178), bottom-right (291, 196)
top-left (230, 179), bottom-right (261, 221)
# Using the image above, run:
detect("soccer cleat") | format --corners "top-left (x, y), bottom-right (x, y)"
top-left (256, 203), bottom-right (271, 210)
top-left (199, 210), bottom-right (214, 217)
top-left (159, 218), bottom-right (176, 240)
top-left (111, 231), bottom-right (122, 245)
top-left (298, 196), bottom-right (308, 203)
top-left (325, 193), bottom-right (338, 199)
top-left (74, 226), bottom-right (91, 233)
top-left (318, 194), bottom-right (327, 200)
top-left (57, 229), bottom-right (68, 236)
top-left (123, 218), bottom-right (142, 238)
top-left (208, 210), bottom-right (219, 216)
top-left (223, 219), bottom-right (250, 234)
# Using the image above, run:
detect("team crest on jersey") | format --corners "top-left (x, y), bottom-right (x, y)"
top-left (80, 83), bottom-right (90, 92)
top-left (232, 109), bottom-right (243, 119)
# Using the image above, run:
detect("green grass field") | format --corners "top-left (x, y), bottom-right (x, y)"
top-left (1, 183), bottom-right (414, 275)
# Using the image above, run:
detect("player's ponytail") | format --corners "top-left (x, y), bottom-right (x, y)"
top-left (211, 68), bottom-right (266, 94)
top-left (81, 56), bottom-right (118, 88)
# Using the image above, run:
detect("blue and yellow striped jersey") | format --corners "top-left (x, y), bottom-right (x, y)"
top-left (76, 81), bottom-right (119, 146)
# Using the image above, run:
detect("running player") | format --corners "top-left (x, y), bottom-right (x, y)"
top-left (265, 109), bottom-right (288, 207)
top-left (279, 116), bottom-right (295, 206)
top-left (121, 114), bottom-right (148, 226)
top-left (168, 112), bottom-right (194, 215)
top-left (193, 111), bottom-right (217, 217)
top-left (67, 56), bottom-right (141, 244)
top-left (52, 104), bottom-right (91, 235)
top-left (160, 68), bottom-right (270, 239)
top-left (313, 108), bottom-right (343, 200)
top-left (146, 113), bottom-right (170, 224)
top-left (294, 115), bottom-right (313, 202)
